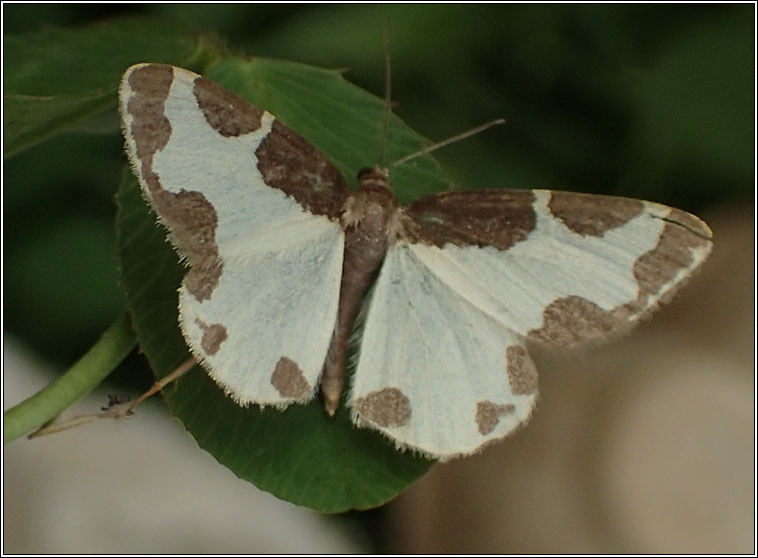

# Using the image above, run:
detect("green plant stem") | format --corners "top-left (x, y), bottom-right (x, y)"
top-left (3, 312), bottom-right (137, 443)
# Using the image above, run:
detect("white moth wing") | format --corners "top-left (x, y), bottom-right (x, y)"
top-left (178, 222), bottom-right (344, 406)
top-left (120, 63), bottom-right (348, 406)
top-left (350, 188), bottom-right (712, 459)
top-left (349, 241), bottom-right (538, 460)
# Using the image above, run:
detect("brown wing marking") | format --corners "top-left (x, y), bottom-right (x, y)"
top-left (256, 120), bottom-right (349, 220)
top-left (125, 64), bottom-right (223, 302)
top-left (193, 76), bottom-right (264, 137)
top-left (547, 191), bottom-right (644, 236)
top-left (400, 189), bottom-right (537, 250)
top-left (193, 73), bottom-right (348, 220)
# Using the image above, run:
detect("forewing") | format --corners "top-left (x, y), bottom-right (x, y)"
top-left (401, 188), bottom-right (712, 345)
top-left (350, 188), bottom-right (712, 458)
top-left (119, 63), bottom-right (348, 405)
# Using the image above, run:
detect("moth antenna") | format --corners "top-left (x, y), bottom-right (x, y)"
top-left (391, 118), bottom-right (506, 168)
top-left (375, 16), bottom-right (392, 168)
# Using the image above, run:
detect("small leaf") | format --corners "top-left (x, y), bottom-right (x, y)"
top-left (115, 57), bottom-right (450, 512)
top-left (4, 18), bottom-right (208, 157)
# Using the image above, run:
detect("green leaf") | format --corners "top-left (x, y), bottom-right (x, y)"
top-left (115, 57), bottom-right (453, 512)
top-left (4, 92), bottom-right (115, 159)
top-left (3, 18), bottom-right (211, 157)
top-left (204, 57), bottom-right (455, 203)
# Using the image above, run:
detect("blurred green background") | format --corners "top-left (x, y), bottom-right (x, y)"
top-left (4, 4), bottom-right (752, 372)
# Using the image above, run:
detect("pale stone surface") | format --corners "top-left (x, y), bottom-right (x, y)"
top-left (3, 342), bottom-right (365, 554)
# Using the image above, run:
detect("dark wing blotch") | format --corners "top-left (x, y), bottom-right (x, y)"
top-left (401, 189), bottom-right (537, 250)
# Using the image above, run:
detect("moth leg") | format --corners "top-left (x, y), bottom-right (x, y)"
top-left (125, 357), bottom-right (196, 414)
top-left (28, 357), bottom-right (196, 439)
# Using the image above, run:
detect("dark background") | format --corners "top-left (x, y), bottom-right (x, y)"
top-left (4, 3), bottom-right (754, 553)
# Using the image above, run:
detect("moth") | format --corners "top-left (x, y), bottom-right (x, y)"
top-left (119, 63), bottom-right (713, 461)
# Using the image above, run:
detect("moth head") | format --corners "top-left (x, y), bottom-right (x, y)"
top-left (356, 165), bottom-right (390, 193)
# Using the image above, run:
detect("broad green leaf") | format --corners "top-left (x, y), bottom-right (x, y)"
top-left (205, 57), bottom-right (455, 203)
top-left (115, 57), bottom-right (454, 512)
top-left (3, 18), bottom-right (210, 157)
